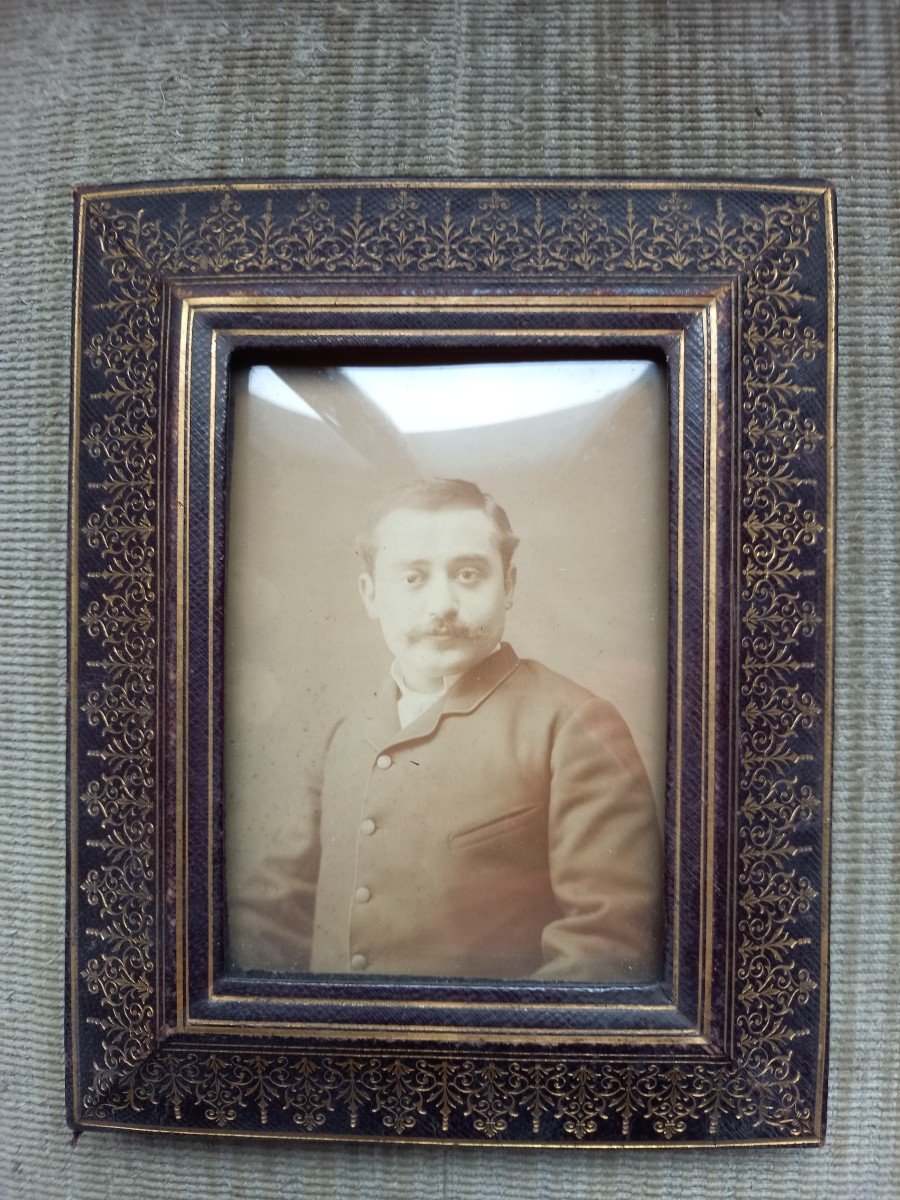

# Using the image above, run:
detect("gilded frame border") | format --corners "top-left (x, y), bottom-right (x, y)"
top-left (67, 179), bottom-right (835, 1146)
top-left (183, 293), bottom-right (714, 1046)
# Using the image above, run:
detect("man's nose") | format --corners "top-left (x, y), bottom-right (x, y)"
top-left (425, 576), bottom-right (459, 618)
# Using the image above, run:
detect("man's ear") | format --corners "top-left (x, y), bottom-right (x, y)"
top-left (504, 564), bottom-right (517, 609)
top-left (359, 572), bottom-right (379, 619)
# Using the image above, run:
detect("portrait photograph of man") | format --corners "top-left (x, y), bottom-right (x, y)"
top-left (225, 358), bottom-right (669, 986)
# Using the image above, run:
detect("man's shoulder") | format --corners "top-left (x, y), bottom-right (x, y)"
top-left (506, 655), bottom-right (648, 781)
top-left (506, 655), bottom-right (617, 719)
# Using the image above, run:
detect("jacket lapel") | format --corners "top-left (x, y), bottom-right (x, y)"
top-left (363, 642), bottom-right (520, 754)
top-left (362, 675), bottom-right (403, 752)
top-left (442, 641), bottom-right (520, 716)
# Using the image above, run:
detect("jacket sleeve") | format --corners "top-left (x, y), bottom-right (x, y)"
top-left (227, 721), bottom-right (339, 974)
top-left (534, 697), bottom-right (664, 983)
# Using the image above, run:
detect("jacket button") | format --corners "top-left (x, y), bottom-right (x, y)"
top-left (360, 818), bottom-right (376, 835)
top-left (375, 754), bottom-right (392, 770)
top-left (354, 886), bottom-right (371, 904)
top-left (350, 953), bottom-right (367, 970)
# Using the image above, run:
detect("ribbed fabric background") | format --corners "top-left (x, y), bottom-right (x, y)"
top-left (0, 1), bottom-right (897, 1196)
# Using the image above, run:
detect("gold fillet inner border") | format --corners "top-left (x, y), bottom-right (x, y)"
top-left (184, 294), bottom-right (720, 311)
top-left (168, 294), bottom-right (719, 1044)
top-left (186, 306), bottom-right (705, 1039)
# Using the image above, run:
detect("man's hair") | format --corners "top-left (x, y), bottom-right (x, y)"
top-left (356, 478), bottom-right (519, 575)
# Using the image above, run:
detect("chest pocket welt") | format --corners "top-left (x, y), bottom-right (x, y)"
top-left (449, 805), bottom-right (540, 852)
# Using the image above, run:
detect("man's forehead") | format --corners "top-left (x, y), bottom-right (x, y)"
top-left (373, 505), bottom-right (501, 558)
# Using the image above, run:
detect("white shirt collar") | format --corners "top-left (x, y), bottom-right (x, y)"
top-left (390, 645), bottom-right (501, 729)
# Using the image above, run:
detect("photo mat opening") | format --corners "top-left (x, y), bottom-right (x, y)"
top-left (224, 353), bottom-right (669, 987)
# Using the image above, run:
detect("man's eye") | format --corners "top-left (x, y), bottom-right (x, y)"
top-left (457, 567), bottom-right (482, 583)
top-left (403, 572), bottom-right (424, 586)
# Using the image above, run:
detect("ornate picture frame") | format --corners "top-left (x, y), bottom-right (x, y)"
top-left (67, 179), bottom-right (835, 1146)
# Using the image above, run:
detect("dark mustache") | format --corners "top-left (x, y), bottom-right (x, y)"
top-left (407, 622), bottom-right (476, 643)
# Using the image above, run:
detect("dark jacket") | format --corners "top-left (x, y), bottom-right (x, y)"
top-left (230, 643), bottom-right (663, 982)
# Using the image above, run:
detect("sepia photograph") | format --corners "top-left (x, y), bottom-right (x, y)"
top-left (224, 355), bottom-right (670, 985)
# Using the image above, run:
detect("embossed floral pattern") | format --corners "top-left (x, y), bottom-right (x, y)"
top-left (72, 185), bottom-right (829, 1142)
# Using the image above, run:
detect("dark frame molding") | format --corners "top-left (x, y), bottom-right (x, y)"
top-left (67, 179), bottom-right (834, 1146)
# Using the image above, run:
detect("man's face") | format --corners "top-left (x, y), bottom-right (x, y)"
top-left (359, 505), bottom-right (515, 691)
